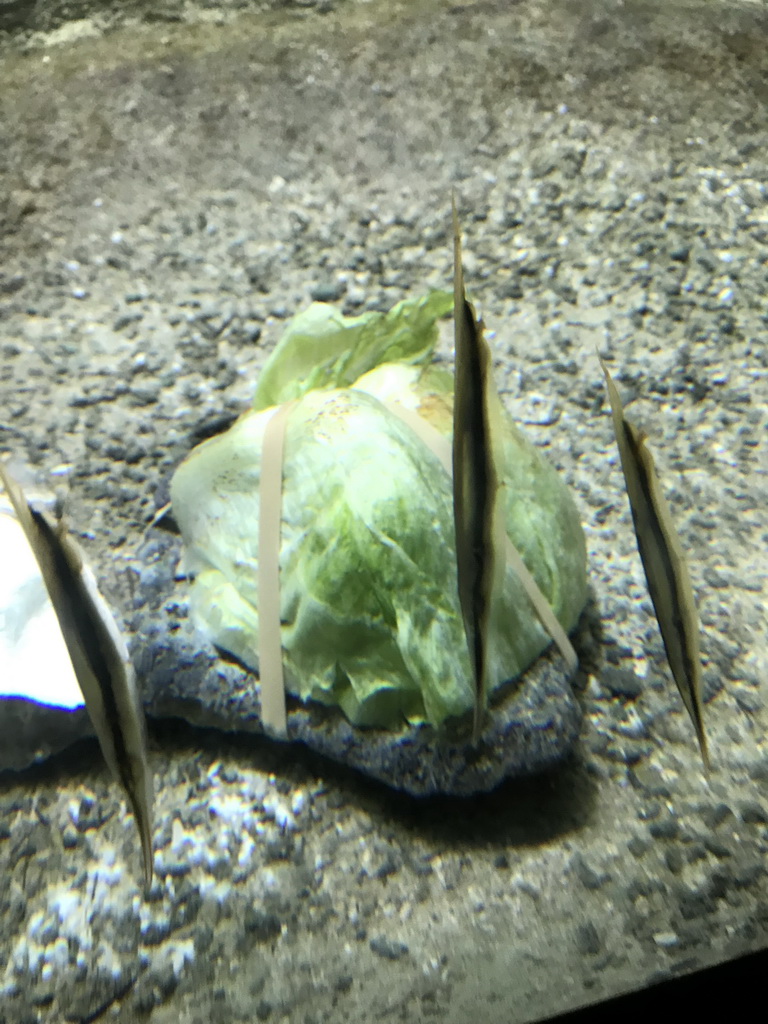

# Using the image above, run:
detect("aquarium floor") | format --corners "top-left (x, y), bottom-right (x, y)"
top-left (0, 1), bottom-right (767, 1022)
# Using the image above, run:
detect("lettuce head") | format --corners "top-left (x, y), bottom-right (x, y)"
top-left (170, 294), bottom-right (587, 730)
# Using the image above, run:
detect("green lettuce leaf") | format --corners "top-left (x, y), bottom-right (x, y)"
top-left (173, 389), bottom-right (475, 727)
top-left (172, 392), bottom-right (587, 730)
top-left (252, 291), bottom-right (453, 411)
top-left (171, 291), bottom-right (587, 732)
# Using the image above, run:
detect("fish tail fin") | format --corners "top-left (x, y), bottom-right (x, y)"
top-left (140, 819), bottom-right (154, 890)
top-left (696, 721), bottom-right (711, 777)
top-left (133, 783), bottom-right (154, 889)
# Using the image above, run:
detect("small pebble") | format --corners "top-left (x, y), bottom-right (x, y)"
top-left (369, 937), bottom-right (409, 961)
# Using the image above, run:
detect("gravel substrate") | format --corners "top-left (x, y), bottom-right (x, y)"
top-left (0, 1), bottom-right (767, 1022)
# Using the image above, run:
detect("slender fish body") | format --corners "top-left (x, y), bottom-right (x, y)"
top-left (452, 202), bottom-right (504, 743)
top-left (599, 359), bottom-right (709, 770)
top-left (0, 464), bottom-right (154, 884)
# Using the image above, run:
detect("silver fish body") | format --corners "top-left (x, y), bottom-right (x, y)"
top-left (0, 464), bottom-right (154, 883)
top-left (599, 359), bottom-right (709, 769)
top-left (452, 203), bottom-right (501, 743)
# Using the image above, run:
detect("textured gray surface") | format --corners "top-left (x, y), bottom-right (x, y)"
top-left (0, 1), bottom-right (767, 1023)
top-left (135, 608), bottom-right (582, 797)
top-left (0, 698), bottom-right (92, 770)
top-left (131, 539), bottom-right (583, 796)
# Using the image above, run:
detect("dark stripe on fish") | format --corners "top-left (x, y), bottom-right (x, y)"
top-left (31, 508), bottom-right (137, 802)
top-left (452, 200), bottom-right (500, 743)
top-left (455, 298), bottom-right (494, 699)
top-left (1, 460), bottom-right (153, 883)
top-left (620, 423), bottom-right (706, 755)
top-left (600, 357), bottom-right (708, 768)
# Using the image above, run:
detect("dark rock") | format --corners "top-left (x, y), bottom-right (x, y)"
top-left (194, 924), bottom-right (214, 955)
top-left (373, 855), bottom-right (400, 880)
top-left (665, 848), bottom-right (684, 875)
top-left (0, 273), bottom-right (25, 294)
top-left (736, 689), bottom-right (763, 714)
top-left (498, 278), bottom-right (524, 300)
top-left (740, 802), bottom-right (768, 825)
top-left (30, 991), bottom-right (56, 1012)
top-left (263, 832), bottom-right (295, 862)
top-left (575, 922), bottom-right (602, 955)
top-left (627, 877), bottom-right (666, 901)
top-left (701, 671), bottom-right (724, 704)
top-left (141, 919), bottom-right (171, 945)
top-left (701, 803), bottom-right (733, 830)
top-left (133, 960), bottom-right (179, 1012)
top-left (599, 738), bottom-right (651, 765)
top-left (208, 857), bottom-right (231, 880)
top-left (38, 919), bottom-right (58, 945)
top-left (62, 825), bottom-right (79, 849)
top-left (170, 887), bottom-right (202, 931)
top-left (369, 936), bottom-right (409, 960)
top-left (627, 837), bottom-right (649, 859)
top-left (649, 818), bottom-right (679, 841)
top-left (629, 764), bottom-right (671, 798)
top-left (732, 860), bottom-right (765, 889)
top-left (134, 578), bottom-right (581, 797)
top-left (676, 886), bottom-right (716, 920)
top-left (601, 666), bottom-right (643, 700)
top-left (310, 280), bottom-right (346, 302)
top-left (0, 696), bottom-right (94, 772)
top-left (410, 857), bottom-right (433, 878)
top-left (704, 837), bottom-right (732, 859)
top-left (684, 842), bottom-right (707, 864)
top-left (244, 907), bottom-right (282, 943)
top-left (128, 382), bottom-right (161, 407)
top-left (163, 854), bottom-right (194, 880)
top-left (114, 312), bottom-right (143, 331)
top-left (64, 972), bottom-right (134, 1021)
top-left (245, 258), bottom-right (274, 293)
top-left (570, 852), bottom-right (609, 890)
top-left (706, 871), bottom-right (729, 901)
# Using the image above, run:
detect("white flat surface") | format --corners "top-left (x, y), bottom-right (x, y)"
top-left (0, 508), bottom-right (85, 710)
